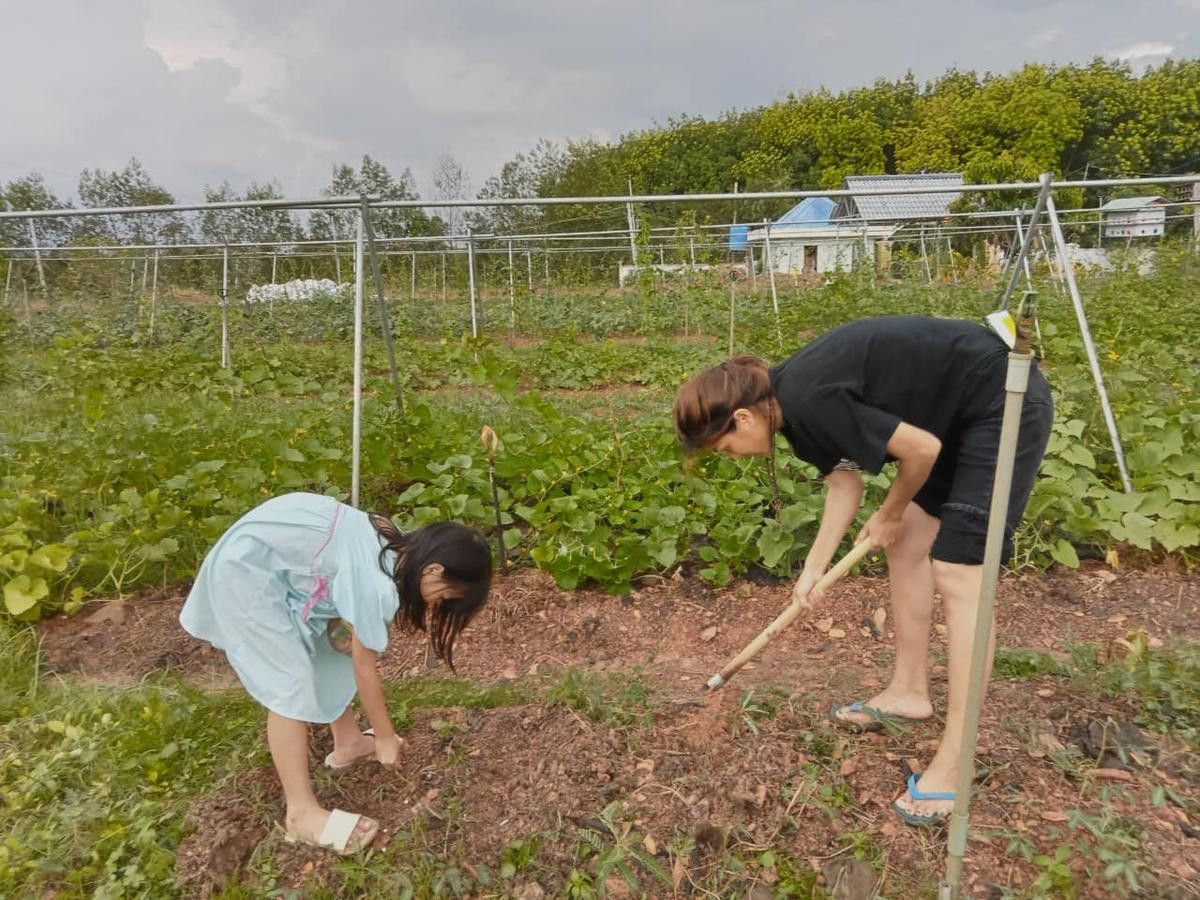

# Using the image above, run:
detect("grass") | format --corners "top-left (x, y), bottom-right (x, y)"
top-left (0, 622), bottom-right (38, 723)
top-left (547, 667), bottom-right (655, 730)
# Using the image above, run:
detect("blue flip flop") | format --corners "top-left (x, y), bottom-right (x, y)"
top-left (892, 773), bottom-right (955, 828)
top-left (828, 700), bottom-right (919, 734)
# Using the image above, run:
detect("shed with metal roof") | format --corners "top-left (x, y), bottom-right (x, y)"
top-left (1100, 196), bottom-right (1166, 238)
top-left (832, 173), bottom-right (964, 223)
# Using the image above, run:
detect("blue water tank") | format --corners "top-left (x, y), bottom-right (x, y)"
top-left (729, 224), bottom-right (749, 250)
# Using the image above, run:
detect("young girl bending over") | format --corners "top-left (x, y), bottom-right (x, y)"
top-left (181, 492), bottom-right (492, 853)
top-left (674, 316), bottom-right (1052, 827)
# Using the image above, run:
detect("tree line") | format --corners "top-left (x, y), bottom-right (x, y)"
top-left (2, 58), bottom-right (1196, 289)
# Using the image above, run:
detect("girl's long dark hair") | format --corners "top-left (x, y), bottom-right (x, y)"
top-left (369, 515), bottom-right (492, 670)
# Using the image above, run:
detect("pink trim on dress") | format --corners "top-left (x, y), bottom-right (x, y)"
top-left (301, 500), bottom-right (342, 622)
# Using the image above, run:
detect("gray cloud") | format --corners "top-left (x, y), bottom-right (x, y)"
top-left (2, 0), bottom-right (1196, 204)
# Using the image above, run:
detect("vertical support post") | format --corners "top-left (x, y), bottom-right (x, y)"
top-left (625, 177), bottom-right (638, 269)
top-left (934, 227), bottom-right (942, 280)
top-left (467, 228), bottom-right (479, 338)
top-left (1045, 194), bottom-right (1133, 493)
top-left (762, 219), bottom-right (779, 314)
top-left (359, 198), bottom-right (404, 415)
top-left (441, 252), bottom-right (447, 303)
top-left (947, 237), bottom-right (959, 283)
top-left (689, 235), bottom-right (696, 267)
top-left (1192, 180), bottom-right (1199, 250)
top-left (21, 278), bottom-right (34, 346)
top-left (507, 240), bottom-right (516, 329)
top-left (220, 244), bottom-right (231, 369)
top-left (1012, 214), bottom-right (1035, 289)
top-left (1037, 230), bottom-right (1064, 294)
top-left (919, 225), bottom-right (932, 282)
top-left (271, 250), bottom-right (278, 283)
top-left (2, 255), bottom-right (13, 307)
top-left (941, 336), bottom-right (1034, 900)
top-left (411, 250), bottom-right (417, 300)
top-left (28, 219), bottom-right (49, 300)
top-left (525, 248), bottom-right (533, 293)
top-left (1000, 176), bottom-right (1053, 311)
top-left (351, 213), bottom-right (364, 508)
top-left (148, 249), bottom-right (160, 345)
top-left (543, 241), bottom-right (550, 293)
top-left (727, 273), bottom-right (736, 358)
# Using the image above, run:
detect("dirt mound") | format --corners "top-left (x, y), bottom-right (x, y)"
top-left (39, 584), bottom-right (234, 685)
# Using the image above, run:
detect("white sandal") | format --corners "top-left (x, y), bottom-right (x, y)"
top-left (284, 808), bottom-right (379, 855)
top-left (323, 728), bottom-right (375, 771)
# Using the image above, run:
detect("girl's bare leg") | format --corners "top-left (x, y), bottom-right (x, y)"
top-left (267, 710), bottom-right (377, 846)
top-left (328, 705), bottom-right (376, 766)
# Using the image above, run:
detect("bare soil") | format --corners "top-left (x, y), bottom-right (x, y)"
top-left (39, 564), bottom-right (1200, 896)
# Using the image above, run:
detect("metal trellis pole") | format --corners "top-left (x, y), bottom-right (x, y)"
top-left (1045, 194), bottom-right (1133, 493)
top-left (220, 244), bottom-right (231, 369)
top-left (941, 317), bottom-right (1036, 900)
top-left (351, 214), bottom-right (364, 508)
top-left (507, 240), bottom-right (516, 329)
top-left (762, 219), bottom-right (779, 315)
top-left (467, 228), bottom-right (479, 338)
top-left (28, 220), bottom-right (49, 300)
top-left (626, 177), bottom-right (638, 269)
top-left (358, 198), bottom-right (405, 415)
top-left (148, 249), bottom-right (160, 345)
top-left (2, 255), bottom-right (12, 307)
top-left (999, 176), bottom-right (1053, 311)
top-left (941, 173), bottom-right (1055, 900)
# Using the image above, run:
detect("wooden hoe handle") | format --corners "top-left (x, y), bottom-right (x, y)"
top-left (705, 539), bottom-right (873, 691)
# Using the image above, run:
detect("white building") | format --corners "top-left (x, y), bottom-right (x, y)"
top-left (745, 197), bottom-right (891, 274)
top-left (1100, 196), bottom-right (1167, 238)
top-left (746, 173), bottom-right (965, 275)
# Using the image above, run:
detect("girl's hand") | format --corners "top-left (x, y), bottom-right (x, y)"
top-left (791, 567), bottom-right (826, 608)
top-left (375, 732), bottom-right (404, 768)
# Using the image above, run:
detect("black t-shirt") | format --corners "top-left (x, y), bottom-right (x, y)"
top-left (770, 316), bottom-right (1009, 476)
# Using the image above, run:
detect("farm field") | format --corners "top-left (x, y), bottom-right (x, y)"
top-left (2, 253), bottom-right (1199, 898)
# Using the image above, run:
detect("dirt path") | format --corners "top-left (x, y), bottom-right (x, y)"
top-left (40, 564), bottom-right (1200, 897)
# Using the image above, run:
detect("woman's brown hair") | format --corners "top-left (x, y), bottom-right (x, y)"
top-left (673, 355), bottom-right (774, 450)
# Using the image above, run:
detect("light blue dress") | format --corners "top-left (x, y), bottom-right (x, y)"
top-left (180, 492), bottom-right (400, 723)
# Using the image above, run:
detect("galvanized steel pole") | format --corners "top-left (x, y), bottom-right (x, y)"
top-left (148, 249), bottom-right (160, 345)
top-left (220, 244), bottom-right (230, 369)
top-left (626, 177), bottom-right (638, 269)
top-left (358, 198), bottom-right (404, 415)
top-left (1045, 194), bottom-right (1133, 493)
top-left (941, 324), bottom-right (1035, 900)
top-left (467, 228), bottom-right (479, 338)
top-left (507, 240), bottom-right (516, 329)
top-left (28, 219), bottom-right (49, 299)
top-left (762, 219), bottom-right (779, 315)
top-left (1000, 174), bottom-right (1053, 311)
top-left (351, 214), bottom-right (364, 508)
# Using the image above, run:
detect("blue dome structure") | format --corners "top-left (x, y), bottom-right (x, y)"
top-left (774, 197), bottom-right (837, 227)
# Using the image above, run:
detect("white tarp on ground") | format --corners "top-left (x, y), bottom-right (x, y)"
top-left (245, 279), bottom-right (348, 304)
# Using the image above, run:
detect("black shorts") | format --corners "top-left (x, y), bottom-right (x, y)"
top-left (914, 361), bottom-right (1054, 565)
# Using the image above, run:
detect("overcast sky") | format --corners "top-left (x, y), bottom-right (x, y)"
top-left (3, 0), bottom-right (1196, 205)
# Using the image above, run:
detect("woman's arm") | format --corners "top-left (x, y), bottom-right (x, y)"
top-left (351, 634), bottom-right (403, 765)
top-left (858, 421), bottom-right (941, 548)
top-left (791, 467), bottom-right (863, 605)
